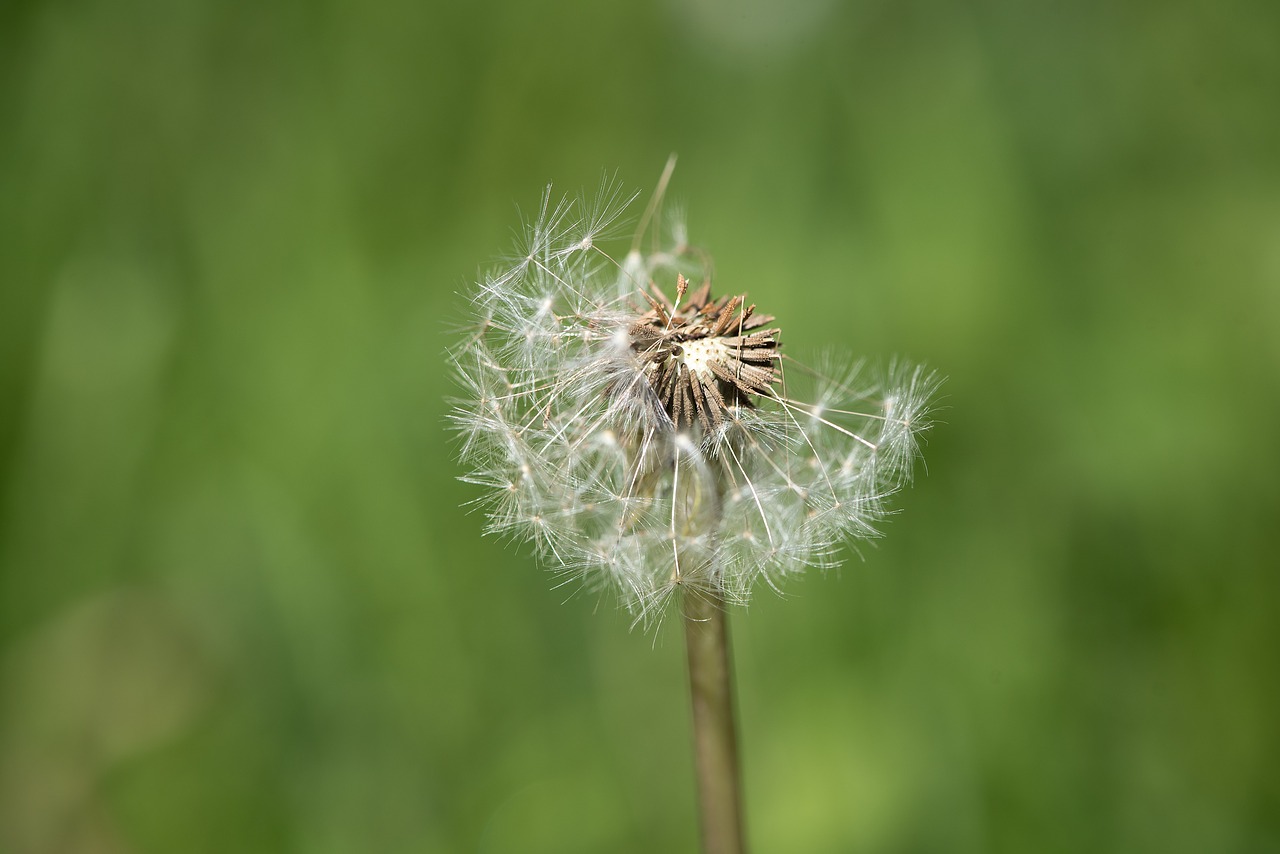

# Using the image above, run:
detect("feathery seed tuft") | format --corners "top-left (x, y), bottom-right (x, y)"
top-left (451, 173), bottom-right (939, 625)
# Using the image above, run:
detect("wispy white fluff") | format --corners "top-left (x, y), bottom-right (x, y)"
top-left (450, 172), bottom-right (939, 626)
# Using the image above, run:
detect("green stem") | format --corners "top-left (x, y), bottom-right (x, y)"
top-left (684, 588), bottom-right (747, 854)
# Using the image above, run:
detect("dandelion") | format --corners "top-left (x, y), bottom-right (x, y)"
top-left (452, 165), bottom-right (937, 621)
top-left (450, 159), bottom-right (939, 852)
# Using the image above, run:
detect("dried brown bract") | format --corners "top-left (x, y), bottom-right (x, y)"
top-left (630, 274), bottom-right (780, 434)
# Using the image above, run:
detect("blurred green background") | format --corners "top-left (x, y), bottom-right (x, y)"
top-left (2, 0), bottom-right (1278, 851)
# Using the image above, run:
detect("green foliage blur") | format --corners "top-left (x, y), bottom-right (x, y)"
top-left (2, 0), bottom-right (1278, 851)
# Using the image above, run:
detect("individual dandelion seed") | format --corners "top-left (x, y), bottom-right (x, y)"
top-left (449, 161), bottom-right (940, 854)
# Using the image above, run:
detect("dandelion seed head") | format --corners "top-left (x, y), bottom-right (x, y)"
top-left (450, 172), bottom-right (939, 625)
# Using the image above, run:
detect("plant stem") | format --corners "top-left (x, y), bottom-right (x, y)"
top-left (684, 588), bottom-right (747, 854)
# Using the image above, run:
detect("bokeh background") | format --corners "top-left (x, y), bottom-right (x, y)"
top-left (2, 0), bottom-right (1278, 851)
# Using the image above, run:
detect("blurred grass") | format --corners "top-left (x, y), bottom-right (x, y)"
top-left (2, 0), bottom-right (1278, 851)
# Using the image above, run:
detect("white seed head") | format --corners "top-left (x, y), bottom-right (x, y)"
top-left (450, 174), bottom-right (940, 626)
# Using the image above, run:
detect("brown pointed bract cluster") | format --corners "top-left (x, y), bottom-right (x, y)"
top-left (630, 275), bottom-right (780, 433)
